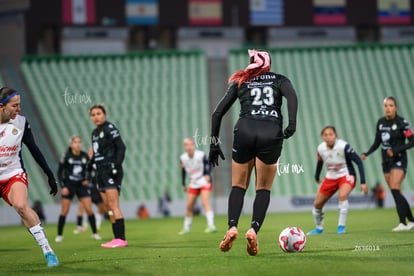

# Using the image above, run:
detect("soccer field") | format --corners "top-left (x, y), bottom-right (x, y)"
top-left (0, 208), bottom-right (413, 276)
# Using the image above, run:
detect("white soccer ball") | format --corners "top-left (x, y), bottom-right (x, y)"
top-left (278, 226), bottom-right (307, 253)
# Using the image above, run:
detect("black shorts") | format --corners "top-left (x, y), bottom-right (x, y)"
top-left (95, 166), bottom-right (123, 192)
top-left (232, 117), bottom-right (284, 164)
top-left (88, 182), bottom-right (103, 204)
top-left (382, 154), bottom-right (407, 174)
top-left (62, 182), bottom-right (91, 200)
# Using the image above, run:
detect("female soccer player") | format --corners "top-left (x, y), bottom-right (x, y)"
top-left (178, 138), bottom-right (216, 235)
top-left (361, 97), bottom-right (414, 231)
top-left (307, 126), bottom-right (368, 235)
top-left (209, 49), bottom-right (298, 256)
top-left (55, 135), bottom-right (101, 242)
top-left (89, 104), bottom-right (127, 247)
top-left (0, 87), bottom-right (59, 266)
top-left (74, 147), bottom-right (106, 233)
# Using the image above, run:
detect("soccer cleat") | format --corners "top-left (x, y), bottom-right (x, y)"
top-left (406, 222), bottom-right (414, 231)
top-left (204, 226), bottom-right (217, 233)
top-left (73, 226), bottom-right (86, 234)
top-left (178, 229), bottom-right (190, 235)
top-left (55, 235), bottom-right (63, 243)
top-left (245, 228), bottom-right (259, 256)
top-left (392, 223), bottom-right (408, 232)
top-left (101, 238), bottom-right (128, 248)
top-left (44, 252), bottom-right (59, 267)
top-left (337, 225), bottom-right (346, 234)
top-left (92, 233), bottom-right (102, 240)
top-left (219, 227), bottom-right (238, 252)
top-left (307, 228), bottom-right (324, 235)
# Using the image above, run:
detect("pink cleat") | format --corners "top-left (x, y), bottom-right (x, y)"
top-left (219, 227), bottom-right (238, 252)
top-left (101, 238), bottom-right (128, 248)
top-left (245, 228), bottom-right (259, 256)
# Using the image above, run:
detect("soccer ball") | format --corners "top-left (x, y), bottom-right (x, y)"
top-left (278, 226), bottom-right (306, 253)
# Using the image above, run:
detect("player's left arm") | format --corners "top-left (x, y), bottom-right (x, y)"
top-left (82, 153), bottom-right (90, 185)
top-left (22, 121), bottom-right (54, 177)
top-left (280, 79), bottom-right (298, 139)
top-left (346, 144), bottom-right (368, 194)
top-left (112, 128), bottom-right (126, 170)
top-left (203, 155), bottom-right (211, 182)
top-left (392, 121), bottom-right (414, 155)
top-left (22, 121), bottom-right (58, 195)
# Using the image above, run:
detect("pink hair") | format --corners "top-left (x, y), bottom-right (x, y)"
top-left (228, 50), bottom-right (271, 87)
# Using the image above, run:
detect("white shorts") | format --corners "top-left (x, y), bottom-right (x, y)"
top-left (189, 176), bottom-right (208, 189)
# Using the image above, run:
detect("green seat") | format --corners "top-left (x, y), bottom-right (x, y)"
top-left (21, 50), bottom-right (210, 203)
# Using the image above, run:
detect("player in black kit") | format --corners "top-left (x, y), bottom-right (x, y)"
top-left (209, 50), bottom-right (298, 255)
top-left (362, 97), bottom-right (414, 231)
top-left (55, 135), bottom-right (101, 242)
top-left (89, 104), bottom-right (127, 248)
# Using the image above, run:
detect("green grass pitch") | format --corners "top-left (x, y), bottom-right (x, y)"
top-left (0, 208), bottom-right (413, 275)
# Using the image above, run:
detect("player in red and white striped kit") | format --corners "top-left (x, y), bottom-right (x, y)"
top-left (0, 87), bottom-right (59, 267)
top-left (179, 138), bottom-right (216, 234)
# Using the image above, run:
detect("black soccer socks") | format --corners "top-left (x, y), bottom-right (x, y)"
top-left (228, 186), bottom-right (246, 229)
top-left (391, 189), bottom-right (414, 224)
top-left (251, 189), bottom-right (271, 233)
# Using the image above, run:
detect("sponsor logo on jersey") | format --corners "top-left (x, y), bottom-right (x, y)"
top-left (247, 81), bottom-right (273, 88)
top-left (0, 144), bottom-right (19, 158)
top-left (251, 74), bottom-right (276, 81)
top-left (251, 109), bottom-right (278, 117)
top-left (0, 145), bottom-right (18, 152)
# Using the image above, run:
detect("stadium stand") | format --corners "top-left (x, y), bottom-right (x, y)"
top-left (21, 50), bottom-right (210, 203)
top-left (18, 44), bottom-right (414, 204)
top-left (229, 43), bottom-right (414, 197)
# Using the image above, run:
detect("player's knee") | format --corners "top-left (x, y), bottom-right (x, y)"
top-left (314, 201), bottom-right (323, 209)
top-left (13, 202), bottom-right (30, 216)
top-left (338, 195), bottom-right (347, 201)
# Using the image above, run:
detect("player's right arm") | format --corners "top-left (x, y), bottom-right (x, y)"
top-left (362, 120), bottom-right (381, 159)
top-left (280, 79), bottom-right (298, 139)
top-left (210, 83), bottom-right (238, 141)
top-left (180, 160), bottom-right (187, 192)
top-left (209, 83), bottom-right (238, 166)
top-left (314, 152), bottom-right (323, 184)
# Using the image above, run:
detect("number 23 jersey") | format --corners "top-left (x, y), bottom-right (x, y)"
top-left (231, 72), bottom-right (291, 123)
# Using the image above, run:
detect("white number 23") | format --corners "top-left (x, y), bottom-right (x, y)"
top-left (250, 86), bottom-right (274, 106)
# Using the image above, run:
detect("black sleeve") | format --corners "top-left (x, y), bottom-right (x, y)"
top-left (345, 144), bottom-right (366, 184)
top-left (22, 121), bottom-right (54, 177)
top-left (364, 121), bottom-right (381, 156)
top-left (57, 161), bottom-right (65, 187)
top-left (114, 136), bottom-right (126, 168)
top-left (181, 168), bottom-right (186, 186)
top-left (393, 126), bottom-right (414, 154)
top-left (203, 154), bottom-right (211, 176)
top-left (83, 153), bottom-right (91, 180)
top-left (315, 158), bottom-right (323, 182)
top-left (210, 83), bottom-right (238, 141)
top-left (280, 80), bottom-right (298, 127)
